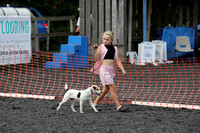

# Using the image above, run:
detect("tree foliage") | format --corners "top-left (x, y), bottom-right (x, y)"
top-left (1, 0), bottom-right (79, 17)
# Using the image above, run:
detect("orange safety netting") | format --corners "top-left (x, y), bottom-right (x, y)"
top-left (0, 51), bottom-right (200, 110)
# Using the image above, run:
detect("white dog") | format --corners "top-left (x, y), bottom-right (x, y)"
top-left (57, 83), bottom-right (101, 113)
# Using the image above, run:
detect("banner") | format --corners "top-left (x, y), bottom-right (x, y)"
top-left (0, 16), bottom-right (31, 65)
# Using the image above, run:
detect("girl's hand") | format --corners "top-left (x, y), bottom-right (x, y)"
top-left (93, 43), bottom-right (98, 49)
top-left (122, 69), bottom-right (126, 76)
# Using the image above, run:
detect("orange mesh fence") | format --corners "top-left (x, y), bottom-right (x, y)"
top-left (0, 51), bottom-right (200, 110)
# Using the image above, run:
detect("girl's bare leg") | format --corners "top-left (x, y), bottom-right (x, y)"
top-left (94, 85), bottom-right (109, 105)
top-left (108, 84), bottom-right (121, 108)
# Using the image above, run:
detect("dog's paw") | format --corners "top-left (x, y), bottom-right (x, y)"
top-left (95, 110), bottom-right (99, 113)
top-left (80, 111), bottom-right (84, 113)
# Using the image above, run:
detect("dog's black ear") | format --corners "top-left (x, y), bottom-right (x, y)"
top-left (93, 85), bottom-right (98, 90)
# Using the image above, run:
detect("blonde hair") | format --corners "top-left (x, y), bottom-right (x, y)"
top-left (103, 31), bottom-right (114, 41)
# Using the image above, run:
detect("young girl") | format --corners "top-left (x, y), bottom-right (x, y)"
top-left (91, 31), bottom-right (128, 112)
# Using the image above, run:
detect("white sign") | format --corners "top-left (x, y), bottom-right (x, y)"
top-left (0, 16), bottom-right (31, 65)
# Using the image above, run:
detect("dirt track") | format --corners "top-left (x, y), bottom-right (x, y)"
top-left (1, 97), bottom-right (200, 133)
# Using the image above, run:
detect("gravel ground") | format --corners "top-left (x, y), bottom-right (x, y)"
top-left (1, 97), bottom-right (200, 133)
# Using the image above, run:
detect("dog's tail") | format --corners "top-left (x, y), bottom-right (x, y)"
top-left (65, 83), bottom-right (69, 91)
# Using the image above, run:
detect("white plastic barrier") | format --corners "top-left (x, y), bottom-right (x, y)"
top-left (135, 40), bottom-right (172, 66)
top-left (137, 42), bottom-right (157, 65)
top-left (127, 51), bottom-right (138, 64)
top-left (152, 40), bottom-right (173, 64)
top-left (152, 40), bottom-right (167, 63)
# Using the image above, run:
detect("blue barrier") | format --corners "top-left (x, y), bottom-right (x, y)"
top-left (162, 27), bottom-right (195, 59)
top-left (45, 36), bottom-right (89, 69)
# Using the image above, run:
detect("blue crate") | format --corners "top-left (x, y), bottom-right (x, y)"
top-left (52, 53), bottom-right (69, 63)
top-left (60, 44), bottom-right (81, 55)
top-left (45, 62), bottom-right (67, 69)
top-left (66, 55), bottom-right (88, 62)
top-left (65, 62), bottom-right (89, 69)
top-left (68, 36), bottom-right (88, 56)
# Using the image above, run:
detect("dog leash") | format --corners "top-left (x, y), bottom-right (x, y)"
top-left (92, 43), bottom-right (96, 85)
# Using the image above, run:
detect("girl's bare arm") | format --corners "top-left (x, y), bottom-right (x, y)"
top-left (116, 55), bottom-right (126, 76)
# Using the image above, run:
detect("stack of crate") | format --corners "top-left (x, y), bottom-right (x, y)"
top-left (45, 36), bottom-right (89, 69)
